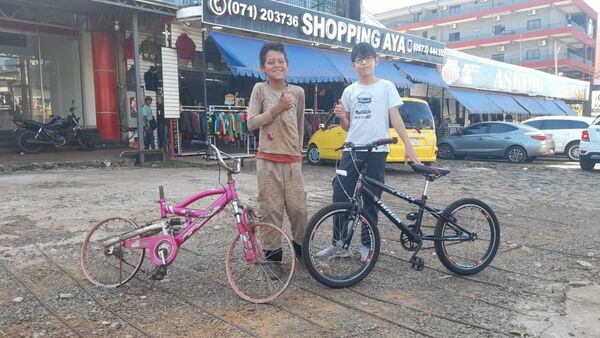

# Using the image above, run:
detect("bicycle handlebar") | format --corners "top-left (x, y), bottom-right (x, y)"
top-left (191, 140), bottom-right (241, 174)
top-left (335, 137), bottom-right (398, 151)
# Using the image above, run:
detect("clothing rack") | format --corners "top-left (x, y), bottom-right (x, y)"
top-left (176, 105), bottom-right (206, 156)
top-left (207, 105), bottom-right (255, 158)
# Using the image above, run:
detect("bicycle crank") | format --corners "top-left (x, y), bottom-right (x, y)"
top-left (400, 224), bottom-right (422, 251)
top-left (409, 256), bottom-right (425, 271)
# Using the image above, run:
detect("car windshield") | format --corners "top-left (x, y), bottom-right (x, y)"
top-left (399, 101), bottom-right (434, 130)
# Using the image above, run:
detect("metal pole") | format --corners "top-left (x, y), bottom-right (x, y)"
top-left (554, 40), bottom-right (558, 75)
top-left (202, 28), bottom-right (208, 142)
top-left (133, 13), bottom-right (145, 163)
top-left (314, 83), bottom-right (318, 112)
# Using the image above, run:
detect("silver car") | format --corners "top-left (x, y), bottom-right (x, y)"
top-left (437, 122), bottom-right (555, 163)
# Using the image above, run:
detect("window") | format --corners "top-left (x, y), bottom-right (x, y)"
top-left (568, 120), bottom-right (590, 129)
top-left (462, 124), bottom-right (488, 135)
top-left (449, 5), bottom-right (461, 15)
top-left (491, 54), bottom-right (504, 61)
top-left (432, 9), bottom-right (438, 15)
top-left (431, 36), bottom-right (437, 41)
top-left (542, 120), bottom-right (568, 130)
top-left (524, 120), bottom-right (544, 129)
top-left (422, 31), bottom-right (428, 38)
top-left (416, 12), bottom-right (422, 22)
top-left (399, 101), bottom-right (435, 130)
top-left (487, 123), bottom-right (517, 133)
top-left (526, 49), bottom-right (540, 60)
top-left (527, 19), bottom-right (542, 30)
top-left (0, 32), bottom-right (26, 47)
top-left (449, 32), bottom-right (461, 41)
top-left (493, 25), bottom-right (505, 35)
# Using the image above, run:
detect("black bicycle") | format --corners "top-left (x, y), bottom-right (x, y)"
top-left (302, 138), bottom-right (501, 288)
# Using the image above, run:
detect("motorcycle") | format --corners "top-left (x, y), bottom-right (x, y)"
top-left (14, 100), bottom-right (94, 154)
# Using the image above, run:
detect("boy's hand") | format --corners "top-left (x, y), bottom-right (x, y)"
top-left (404, 148), bottom-right (421, 165)
top-left (334, 100), bottom-right (347, 121)
top-left (272, 92), bottom-right (293, 117)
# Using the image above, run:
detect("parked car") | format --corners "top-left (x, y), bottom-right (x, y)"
top-left (437, 122), bottom-right (555, 163)
top-left (579, 116), bottom-right (600, 171)
top-left (522, 116), bottom-right (594, 161)
top-left (306, 98), bottom-right (437, 165)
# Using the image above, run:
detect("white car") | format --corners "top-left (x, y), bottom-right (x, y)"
top-left (522, 116), bottom-right (595, 161)
top-left (579, 116), bottom-right (600, 171)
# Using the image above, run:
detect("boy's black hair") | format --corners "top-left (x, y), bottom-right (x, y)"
top-left (259, 42), bottom-right (288, 67)
top-left (144, 96), bottom-right (153, 102)
top-left (351, 42), bottom-right (377, 61)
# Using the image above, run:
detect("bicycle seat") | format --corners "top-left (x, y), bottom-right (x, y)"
top-left (410, 164), bottom-right (450, 179)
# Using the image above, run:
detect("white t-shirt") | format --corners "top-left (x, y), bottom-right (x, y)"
top-left (341, 79), bottom-right (403, 152)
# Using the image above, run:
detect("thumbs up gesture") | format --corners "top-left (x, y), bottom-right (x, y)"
top-left (272, 92), bottom-right (293, 117)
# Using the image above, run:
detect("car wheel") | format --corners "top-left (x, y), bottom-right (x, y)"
top-left (580, 158), bottom-right (596, 171)
top-left (506, 146), bottom-right (527, 164)
top-left (565, 141), bottom-right (580, 161)
top-left (437, 143), bottom-right (454, 159)
top-left (307, 144), bottom-right (321, 165)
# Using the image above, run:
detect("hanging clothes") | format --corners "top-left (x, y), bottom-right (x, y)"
top-left (125, 66), bottom-right (136, 91)
top-left (144, 66), bottom-right (161, 91)
top-left (175, 33), bottom-right (196, 59)
top-left (140, 38), bottom-right (161, 63)
top-left (123, 36), bottom-right (134, 60)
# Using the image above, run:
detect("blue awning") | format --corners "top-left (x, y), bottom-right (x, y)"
top-left (449, 89), bottom-right (503, 114)
top-left (395, 62), bottom-right (448, 88)
top-left (485, 93), bottom-right (529, 115)
top-left (512, 96), bottom-right (546, 115)
top-left (209, 31), bottom-right (345, 83)
top-left (535, 98), bottom-right (565, 116)
top-left (323, 51), bottom-right (413, 89)
top-left (553, 100), bottom-right (576, 116)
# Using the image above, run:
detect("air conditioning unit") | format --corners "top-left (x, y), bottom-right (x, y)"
top-left (567, 14), bottom-right (572, 20)
top-left (442, 5), bottom-right (448, 10)
top-left (497, 46), bottom-right (505, 52)
top-left (451, 23), bottom-right (458, 29)
top-left (493, 15), bottom-right (501, 21)
top-left (538, 40), bottom-right (547, 46)
top-left (528, 9), bottom-right (537, 16)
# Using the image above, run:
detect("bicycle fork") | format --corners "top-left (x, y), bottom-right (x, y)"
top-left (232, 201), bottom-right (259, 263)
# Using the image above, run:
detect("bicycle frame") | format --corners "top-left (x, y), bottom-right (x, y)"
top-left (120, 178), bottom-right (260, 266)
top-left (351, 170), bottom-right (477, 244)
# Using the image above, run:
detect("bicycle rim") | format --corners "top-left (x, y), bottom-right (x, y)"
top-left (81, 217), bottom-right (145, 288)
top-left (226, 222), bottom-right (295, 303)
top-left (434, 199), bottom-right (500, 275)
top-left (304, 203), bottom-right (380, 288)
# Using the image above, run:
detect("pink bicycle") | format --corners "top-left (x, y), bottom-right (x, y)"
top-left (81, 141), bottom-right (296, 303)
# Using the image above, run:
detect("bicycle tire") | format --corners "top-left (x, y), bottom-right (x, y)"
top-left (434, 198), bottom-right (500, 275)
top-left (226, 222), bottom-right (295, 303)
top-left (81, 217), bottom-right (145, 288)
top-left (302, 202), bottom-right (380, 288)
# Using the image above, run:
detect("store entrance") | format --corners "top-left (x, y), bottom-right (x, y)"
top-left (0, 31), bottom-right (83, 131)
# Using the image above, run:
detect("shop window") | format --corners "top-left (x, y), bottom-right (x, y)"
top-left (491, 54), bottom-right (504, 62)
top-left (449, 5), bottom-right (461, 15)
top-left (527, 19), bottom-right (541, 30)
top-left (492, 25), bottom-right (505, 35)
top-left (0, 32), bottom-right (26, 47)
top-left (448, 32), bottom-right (461, 42)
top-left (526, 49), bottom-right (540, 60)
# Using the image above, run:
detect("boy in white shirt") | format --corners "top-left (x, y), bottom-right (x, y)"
top-left (318, 42), bottom-right (420, 260)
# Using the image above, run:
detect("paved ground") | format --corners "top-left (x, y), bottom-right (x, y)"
top-left (0, 155), bottom-right (599, 337)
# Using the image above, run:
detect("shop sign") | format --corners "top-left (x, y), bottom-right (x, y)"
top-left (201, 0), bottom-right (445, 64)
top-left (442, 49), bottom-right (590, 101)
top-left (591, 91), bottom-right (600, 116)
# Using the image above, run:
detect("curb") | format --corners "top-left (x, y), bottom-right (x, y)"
top-left (0, 158), bottom-right (137, 174)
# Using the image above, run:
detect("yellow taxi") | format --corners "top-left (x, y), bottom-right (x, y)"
top-left (306, 98), bottom-right (437, 165)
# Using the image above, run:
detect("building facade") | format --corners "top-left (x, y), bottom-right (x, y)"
top-left (376, 0), bottom-right (597, 81)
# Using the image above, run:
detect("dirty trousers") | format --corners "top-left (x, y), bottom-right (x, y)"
top-left (256, 159), bottom-right (307, 251)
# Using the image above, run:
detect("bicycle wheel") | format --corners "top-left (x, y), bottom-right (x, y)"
top-left (81, 217), bottom-right (145, 288)
top-left (434, 198), bottom-right (500, 275)
top-left (226, 222), bottom-right (295, 303)
top-left (302, 202), bottom-right (380, 288)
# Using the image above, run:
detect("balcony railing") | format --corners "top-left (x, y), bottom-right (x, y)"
top-left (154, 0), bottom-right (199, 6)
top-left (442, 22), bottom-right (587, 43)
top-left (502, 52), bottom-right (592, 65)
top-left (382, 0), bottom-right (529, 26)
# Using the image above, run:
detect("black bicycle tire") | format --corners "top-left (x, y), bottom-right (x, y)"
top-left (302, 202), bottom-right (380, 288)
top-left (434, 198), bottom-right (500, 275)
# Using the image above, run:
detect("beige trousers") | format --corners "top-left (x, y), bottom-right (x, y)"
top-left (256, 159), bottom-right (307, 251)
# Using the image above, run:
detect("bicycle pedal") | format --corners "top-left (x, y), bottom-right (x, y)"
top-left (150, 265), bottom-right (168, 280)
top-left (410, 257), bottom-right (425, 271)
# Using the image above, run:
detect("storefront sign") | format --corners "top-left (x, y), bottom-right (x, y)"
top-left (442, 49), bottom-right (590, 101)
top-left (591, 90), bottom-right (600, 116)
top-left (201, 0), bottom-right (445, 64)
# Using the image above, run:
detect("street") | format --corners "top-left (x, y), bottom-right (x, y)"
top-left (1, 157), bottom-right (599, 337)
